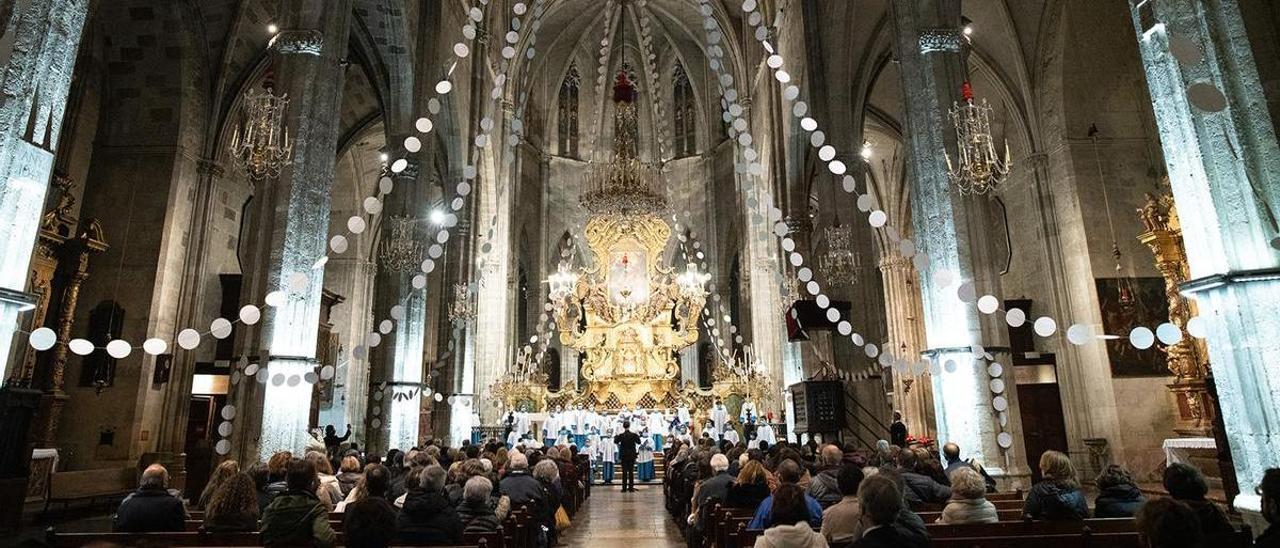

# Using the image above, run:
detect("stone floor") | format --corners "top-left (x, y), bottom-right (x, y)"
top-left (561, 483), bottom-right (683, 547)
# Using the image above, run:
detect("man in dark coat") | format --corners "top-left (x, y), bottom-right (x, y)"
top-left (852, 474), bottom-right (927, 548)
top-left (396, 464), bottom-right (463, 545)
top-left (113, 464), bottom-right (187, 532)
top-left (614, 421), bottom-right (642, 492)
top-left (889, 410), bottom-right (908, 448)
top-left (344, 464), bottom-right (397, 548)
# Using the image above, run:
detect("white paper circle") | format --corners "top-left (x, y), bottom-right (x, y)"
top-left (956, 282), bottom-right (977, 303)
top-left (264, 291), bottom-right (286, 308)
top-left (997, 432), bottom-right (1013, 449)
top-left (990, 378), bottom-right (1006, 394)
top-left (143, 338), bottom-right (168, 356)
top-left (1186, 316), bottom-right (1208, 338)
top-left (347, 216), bottom-right (367, 234)
top-left (826, 308), bottom-right (840, 323)
top-left (838, 321), bottom-right (852, 336)
top-left (106, 339), bottom-right (131, 359)
top-left (1005, 308), bottom-right (1026, 328)
top-left (235, 305), bottom-right (260, 326)
top-left (320, 365), bottom-right (335, 380)
top-left (944, 359), bottom-right (958, 373)
top-left (865, 344), bottom-right (879, 358)
top-left (366, 332), bottom-right (381, 347)
top-left (1130, 326), bottom-right (1156, 349)
top-left (29, 327), bottom-right (57, 351)
top-left (215, 440), bottom-right (232, 455)
top-left (303, 371), bottom-right (318, 384)
top-left (390, 305), bottom-right (406, 321)
top-left (992, 395), bottom-right (1009, 411)
top-left (379, 319), bottom-right (394, 335)
top-left (1156, 322), bottom-right (1183, 345)
top-left (434, 393), bottom-right (444, 402)
top-left (221, 405), bottom-right (237, 420)
top-left (868, 210), bottom-right (887, 227)
top-left (288, 272), bottom-right (309, 292)
top-left (1033, 316), bottom-right (1057, 337)
top-left (286, 374), bottom-right (301, 387)
top-left (363, 197), bottom-right (383, 215)
top-left (1066, 323), bottom-right (1093, 346)
top-left (330, 235), bottom-right (349, 254)
top-left (217, 421), bottom-right (233, 437)
top-left (977, 295), bottom-right (999, 314)
top-left (416, 117), bottom-right (433, 134)
top-left (211, 318), bottom-right (233, 340)
top-left (1169, 33), bottom-right (1203, 65)
top-left (177, 329), bottom-right (201, 350)
top-left (987, 362), bottom-right (1003, 377)
top-left (244, 363), bottom-right (260, 377)
top-left (69, 338), bottom-right (93, 355)
top-left (1186, 82), bottom-right (1227, 112)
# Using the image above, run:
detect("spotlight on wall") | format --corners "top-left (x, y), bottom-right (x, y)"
top-left (859, 141), bottom-right (873, 160)
top-left (961, 17), bottom-right (974, 37)
top-left (429, 209), bottom-right (446, 225)
top-left (267, 23), bottom-right (279, 34)
top-left (379, 153), bottom-right (389, 163)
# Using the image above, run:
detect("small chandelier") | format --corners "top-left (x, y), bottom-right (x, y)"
top-left (819, 225), bottom-right (862, 286)
top-left (229, 81), bottom-right (293, 181)
top-left (378, 215), bottom-right (423, 272)
top-left (946, 82), bottom-right (1011, 195)
top-left (449, 282), bottom-right (476, 323)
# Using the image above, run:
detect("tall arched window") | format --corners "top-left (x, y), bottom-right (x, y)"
top-left (558, 63), bottom-right (581, 158)
top-left (673, 63), bottom-right (696, 157)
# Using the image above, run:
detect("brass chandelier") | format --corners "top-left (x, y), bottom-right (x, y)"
top-left (229, 83), bottom-right (293, 181)
top-left (448, 282), bottom-right (476, 323)
top-left (819, 224), bottom-right (862, 287)
top-left (946, 82), bottom-right (1011, 195)
top-left (378, 215), bottom-right (423, 272)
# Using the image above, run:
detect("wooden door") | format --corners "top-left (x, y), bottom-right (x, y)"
top-left (1015, 383), bottom-right (1069, 484)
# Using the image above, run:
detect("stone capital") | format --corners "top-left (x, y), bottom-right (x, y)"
top-left (197, 158), bottom-right (225, 178)
top-left (271, 29), bottom-right (325, 56)
top-left (918, 27), bottom-right (964, 54)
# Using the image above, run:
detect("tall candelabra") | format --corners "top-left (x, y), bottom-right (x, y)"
top-left (946, 82), bottom-right (1011, 195)
top-left (229, 85), bottom-right (293, 181)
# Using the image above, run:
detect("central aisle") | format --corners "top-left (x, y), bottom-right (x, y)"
top-left (560, 483), bottom-right (684, 547)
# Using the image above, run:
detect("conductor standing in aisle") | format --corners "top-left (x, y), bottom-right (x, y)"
top-left (614, 421), bottom-right (642, 492)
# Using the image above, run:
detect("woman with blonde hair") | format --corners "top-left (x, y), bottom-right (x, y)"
top-left (726, 460), bottom-right (771, 509)
top-left (337, 455), bottom-right (362, 496)
top-left (203, 472), bottom-right (259, 532)
top-left (197, 460), bottom-right (239, 510)
top-left (937, 467), bottom-right (998, 524)
top-left (1024, 450), bottom-right (1089, 520)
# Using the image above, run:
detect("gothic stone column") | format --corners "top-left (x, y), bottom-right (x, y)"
top-left (240, 4), bottom-right (352, 461)
top-left (879, 255), bottom-right (936, 440)
top-left (1129, 0), bottom-right (1280, 513)
top-left (891, 0), bottom-right (1029, 485)
top-left (0, 0), bottom-right (90, 379)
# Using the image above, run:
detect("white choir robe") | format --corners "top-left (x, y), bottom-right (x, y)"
top-left (544, 413), bottom-right (560, 441)
top-left (573, 409), bottom-right (588, 434)
top-left (711, 405), bottom-right (729, 435)
top-left (648, 411), bottom-right (668, 436)
top-left (722, 429), bottom-right (740, 445)
top-left (739, 401), bottom-right (758, 423)
top-left (756, 424), bottom-right (777, 445)
top-left (599, 437), bottom-right (617, 483)
top-left (507, 431), bottom-right (521, 448)
top-left (677, 407), bottom-right (692, 427)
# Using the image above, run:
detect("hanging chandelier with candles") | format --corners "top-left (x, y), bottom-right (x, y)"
top-left (449, 282), bottom-right (477, 324)
top-left (946, 82), bottom-right (1011, 195)
top-left (819, 224), bottom-right (862, 287)
top-left (378, 215), bottom-right (423, 272)
top-left (229, 80), bottom-right (293, 181)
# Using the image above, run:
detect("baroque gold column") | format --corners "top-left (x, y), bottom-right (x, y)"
top-left (1136, 192), bottom-right (1212, 436)
top-left (879, 255), bottom-right (935, 439)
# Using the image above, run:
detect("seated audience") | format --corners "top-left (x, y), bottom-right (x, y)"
top-left (457, 475), bottom-right (502, 534)
top-left (197, 460), bottom-right (239, 510)
top-left (534, 458), bottom-right (565, 546)
top-left (1094, 464), bottom-right (1146, 518)
top-left (1024, 450), bottom-right (1089, 520)
top-left (1163, 462), bottom-right (1235, 542)
top-left (852, 474), bottom-right (926, 548)
top-left (937, 467), bottom-right (997, 524)
top-left (337, 455), bottom-right (362, 496)
top-left (691, 453), bottom-right (736, 524)
top-left (344, 464), bottom-right (398, 548)
top-left (898, 446), bottom-right (951, 507)
top-left (1136, 497), bottom-right (1203, 548)
top-left (807, 444), bottom-right (844, 508)
top-left (397, 464), bottom-right (463, 544)
top-left (260, 458), bottom-right (337, 547)
top-left (499, 451), bottom-right (547, 507)
top-left (1256, 468), bottom-right (1280, 548)
top-left (749, 460), bottom-right (823, 530)
top-left (753, 483), bottom-right (829, 548)
top-left (112, 464), bottom-right (186, 532)
top-left (202, 472), bottom-right (259, 532)
top-left (249, 462), bottom-right (275, 512)
top-left (820, 465), bottom-right (865, 544)
top-left (306, 450), bottom-right (344, 510)
top-left (726, 459), bottom-right (772, 509)
top-left (941, 442), bottom-right (970, 477)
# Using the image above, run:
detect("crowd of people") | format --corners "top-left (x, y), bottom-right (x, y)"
top-left (664, 434), bottom-right (1280, 548)
top-left (111, 438), bottom-right (590, 547)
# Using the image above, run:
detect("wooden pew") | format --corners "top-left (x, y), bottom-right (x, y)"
top-left (918, 508), bottom-right (1025, 522)
top-left (916, 499), bottom-right (1024, 513)
top-left (43, 466), bottom-right (137, 518)
top-left (926, 519), bottom-right (1136, 539)
top-left (47, 528), bottom-right (502, 548)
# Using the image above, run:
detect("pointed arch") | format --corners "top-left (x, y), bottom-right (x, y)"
top-left (557, 63), bottom-right (582, 158)
top-left (672, 62), bottom-right (696, 157)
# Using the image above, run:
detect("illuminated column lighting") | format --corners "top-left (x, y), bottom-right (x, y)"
top-left (388, 288), bottom-right (426, 450)
top-left (1130, 0), bottom-right (1280, 512)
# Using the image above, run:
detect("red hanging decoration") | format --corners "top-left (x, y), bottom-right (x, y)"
top-left (961, 81), bottom-right (974, 103)
top-left (612, 69), bottom-right (636, 103)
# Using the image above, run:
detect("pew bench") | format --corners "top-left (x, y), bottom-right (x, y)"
top-left (42, 466), bottom-right (137, 518)
top-left (47, 528), bottom-right (504, 547)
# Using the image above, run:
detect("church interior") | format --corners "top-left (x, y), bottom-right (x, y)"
top-left (1, 0), bottom-right (1279, 546)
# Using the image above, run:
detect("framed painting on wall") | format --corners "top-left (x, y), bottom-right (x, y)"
top-left (1096, 277), bottom-right (1170, 377)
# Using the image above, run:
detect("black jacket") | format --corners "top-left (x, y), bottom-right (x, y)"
top-left (695, 472), bottom-right (736, 512)
top-left (1024, 481), bottom-right (1089, 520)
top-left (499, 470), bottom-right (547, 507)
top-left (901, 471), bottom-right (952, 507)
top-left (853, 524), bottom-right (928, 548)
top-left (344, 496), bottom-right (398, 548)
top-left (724, 481), bottom-right (771, 510)
top-left (1093, 484), bottom-right (1146, 518)
top-left (456, 499), bottom-right (502, 534)
top-left (113, 487), bottom-right (187, 532)
top-left (396, 488), bottom-right (463, 545)
top-left (889, 421), bottom-right (908, 447)
top-left (807, 467), bottom-right (843, 508)
top-left (615, 430), bottom-right (642, 462)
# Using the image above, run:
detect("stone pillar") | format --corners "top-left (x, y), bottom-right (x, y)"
top-left (1128, 0), bottom-right (1280, 512)
top-left (240, 3), bottom-right (352, 461)
top-left (0, 0), bottom-right (90, 380)
top-left (890, 0), bottom-right (1029, 484)
top-left (879, 255), bottom-right (935, 439)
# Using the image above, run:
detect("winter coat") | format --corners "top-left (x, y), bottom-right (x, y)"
top-left (456, 499), bottom-right (502, 534)
top-left (1093, 484), bottom-right (1146, 518)
top-left (807, 467), bottom-right (843, 508)
top-left (1180, 498), bottom-right (1236, 542)
top-left (694, 472), bottom-right (736, 513)
top-left (937, 498), bottom-right (999, 524)
top-left (396, 488), bottom-right (463, 545)
top-left (753, 522), bottom-right (829, 548)
top-left (820, 496), bottom-right (863, 544)
top-left (112, 487), bottom-right (187, 532)
top-left (1024, 481), bottom-right (1089, 520)
top-left (499, 470), bottom-right (547, 507)
top-left (336, 472), bottom-right (361, 496)
top-left (343, 496), bottom-right (398, 548)
top-left (259, 491), bottom-right (336, 547)
top-left (725, 480), bottom-right (771, 510)
top-left (853, 525), bottom-right (928, 548)
top-left (901, 471), bottom-right (952, 506)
